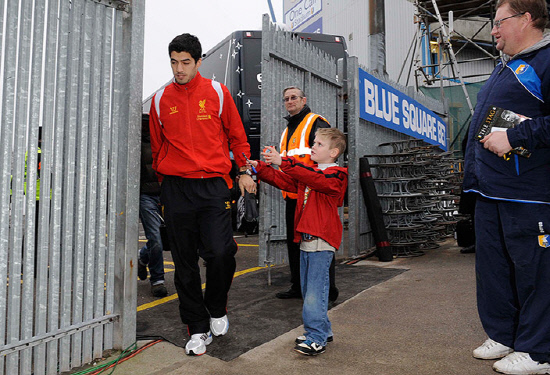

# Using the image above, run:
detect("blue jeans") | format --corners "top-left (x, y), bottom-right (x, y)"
top-left (300, 250), bottom-right (333, 346)
top-left (139, 194), bottom-right (165, 285)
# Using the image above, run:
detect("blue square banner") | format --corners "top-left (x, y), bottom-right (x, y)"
top-left (359, 68), bottom-right (447, 150)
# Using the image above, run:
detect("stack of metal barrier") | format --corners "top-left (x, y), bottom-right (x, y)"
top-left (366, 140), bottom-right (463, 257)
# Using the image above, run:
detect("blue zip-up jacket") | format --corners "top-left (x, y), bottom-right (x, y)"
top-left (463, 33), bottom-right (550, 204)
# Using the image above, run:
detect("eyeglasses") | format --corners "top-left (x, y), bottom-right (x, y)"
top-left (493, 12), bottom-right (526, 28)
top-left (283, 95), bottom-right (302, 102)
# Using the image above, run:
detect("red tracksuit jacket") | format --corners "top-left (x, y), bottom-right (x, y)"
top-left (149, 72), bottom-right (250, 180)
top-left (256, 157), bottom-right (348, 249)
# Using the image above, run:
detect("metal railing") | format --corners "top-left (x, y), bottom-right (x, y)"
top-left (0, 0), bottom-right (144, 373)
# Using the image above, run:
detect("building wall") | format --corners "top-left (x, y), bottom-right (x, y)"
top-left (281, 0), bottom-right (497, 151)
top-left (282, 0), bottom-right (495, 88)
top-left (385, 0), bottom-right (417, 84)
top-left (283, 0), bottom-right (417, 84)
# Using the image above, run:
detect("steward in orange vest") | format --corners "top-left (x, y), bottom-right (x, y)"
top-left (280, 105), bottom-right (330, 199)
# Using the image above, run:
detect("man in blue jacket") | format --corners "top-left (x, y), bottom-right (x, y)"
top-left (463, 0), bottom-right (550, 373)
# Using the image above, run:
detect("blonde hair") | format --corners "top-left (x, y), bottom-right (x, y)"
top-left (315, 128), bottom-right (347, 158)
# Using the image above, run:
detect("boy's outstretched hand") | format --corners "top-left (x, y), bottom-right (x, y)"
top-left (261, 146), bottom-right (282, 166)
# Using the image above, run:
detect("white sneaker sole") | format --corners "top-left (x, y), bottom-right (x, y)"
top-left (210, 316), bottom-right (229, 336)
top-left (493, 352), bottom-right (550, 374)
top-left (473, 339), bottom-right (513, 360)
top-left (473, 349), bottom-right (514, 360)
top-left (185, 332), bottom-right (213, 356)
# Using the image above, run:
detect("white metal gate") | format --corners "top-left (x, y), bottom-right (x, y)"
top-left (258, 14), bottom-right (346, 266)
top-left (0, 0), bottom-right (144, 373)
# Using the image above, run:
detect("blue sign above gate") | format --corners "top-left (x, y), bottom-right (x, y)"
top-left (359, 68), bottom-right (447, 150)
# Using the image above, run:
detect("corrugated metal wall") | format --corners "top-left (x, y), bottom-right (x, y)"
top-left (321, 1), bottom-right (370, 64)
top-left (283, 0), bottom-right (418, 85)
top-left (385, 0), bottom-right (418, 85)
top-left (283, 0), bottom-right (495, 94)
top-left (442, 47), bottom-right (496, 85)
top-left (0, 0), bottom-right (144, 374)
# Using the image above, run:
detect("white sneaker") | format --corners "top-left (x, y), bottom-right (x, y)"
top-left (210, 315), bottom-right (229, 336)
top-left (493, 352), bottom-right (550, 374)
top-left (184, 332), bottom-right (213, 356)
top-left (473, 338), bottom-right (514, 359)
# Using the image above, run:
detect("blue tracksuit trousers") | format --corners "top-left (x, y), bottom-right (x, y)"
top-left (475, 197), bottom-right (550, 363)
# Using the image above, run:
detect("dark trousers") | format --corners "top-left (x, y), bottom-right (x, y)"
top-left (475, 197), bottom-right (550, 363)
top-left (161, 176), bottom-right (237, 335)
top-left (285, 198), bottom-right (337, 295)
top-left (139, 194), bottom-right (165, 285)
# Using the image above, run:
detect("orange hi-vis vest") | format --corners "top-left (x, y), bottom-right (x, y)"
top-left (279, 112), bottom-right (328, 199)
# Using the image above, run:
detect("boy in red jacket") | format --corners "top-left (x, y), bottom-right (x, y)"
top-left (249, 128), bottom-right (348, 355)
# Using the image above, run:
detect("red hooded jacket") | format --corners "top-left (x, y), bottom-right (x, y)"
top-left (149, 72), bottom-right (250, 180)
top-left (256, 157), bottom-right (348, 249)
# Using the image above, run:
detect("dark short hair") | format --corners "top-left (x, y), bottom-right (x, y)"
top-left (168, 33), bottom-right (202, 62)
top-left (496, 0), bottom-right (548, 30)
top-left (283, 86), bottom-right (306, 98)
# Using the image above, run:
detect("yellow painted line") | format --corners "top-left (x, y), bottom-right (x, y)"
top-left (137, 266), bottom-right (266, 312)
top-left (234, 266), bottom-right (264, 277)
top-left (137, 294), bottom-right (179, 311)
top-left (137, 242), bottom-right (257, 250)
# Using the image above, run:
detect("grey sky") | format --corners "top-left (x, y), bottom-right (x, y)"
top-left (142, 0), bottom-right (283, 99)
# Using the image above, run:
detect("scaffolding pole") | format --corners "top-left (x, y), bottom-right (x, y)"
top-left (404, 0), bottom-right (501, 151)
top-left (430, 0), bottom-right (475, 116)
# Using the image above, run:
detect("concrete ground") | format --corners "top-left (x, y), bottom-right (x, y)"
top-left (89, 239), bottom-right (497, 375)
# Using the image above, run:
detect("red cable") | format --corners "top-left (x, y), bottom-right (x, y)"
top-left (90, 340), bottom-right (163, 375)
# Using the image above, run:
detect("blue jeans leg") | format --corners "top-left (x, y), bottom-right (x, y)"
top-left (139, 194), bottom-right (165, 285)
top-left (300, 250), bottom-right (333, 346)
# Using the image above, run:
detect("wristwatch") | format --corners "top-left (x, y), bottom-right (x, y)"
top-left (238, 170), bottom-right (251, 176)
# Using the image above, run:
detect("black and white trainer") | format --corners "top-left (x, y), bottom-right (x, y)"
top-left (294, 340), bottom-right (326, 356)
top-left (295, 335), bottom-right (333, 344)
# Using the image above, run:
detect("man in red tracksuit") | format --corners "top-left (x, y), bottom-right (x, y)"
top-left (149, 33), bottom-right (256, 356)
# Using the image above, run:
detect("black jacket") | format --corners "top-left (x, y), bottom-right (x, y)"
top-left (140, 115), bottom-right (161, 196)
top-left (284, 105), bottom-right (330, 146)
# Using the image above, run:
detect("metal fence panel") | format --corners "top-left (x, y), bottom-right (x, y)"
top-left (0, 0), bottom-right (144, 374)
top-left (259, 14), bottom-right (344, 267)
top-left (259, 16), bottom-right (448, 264)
